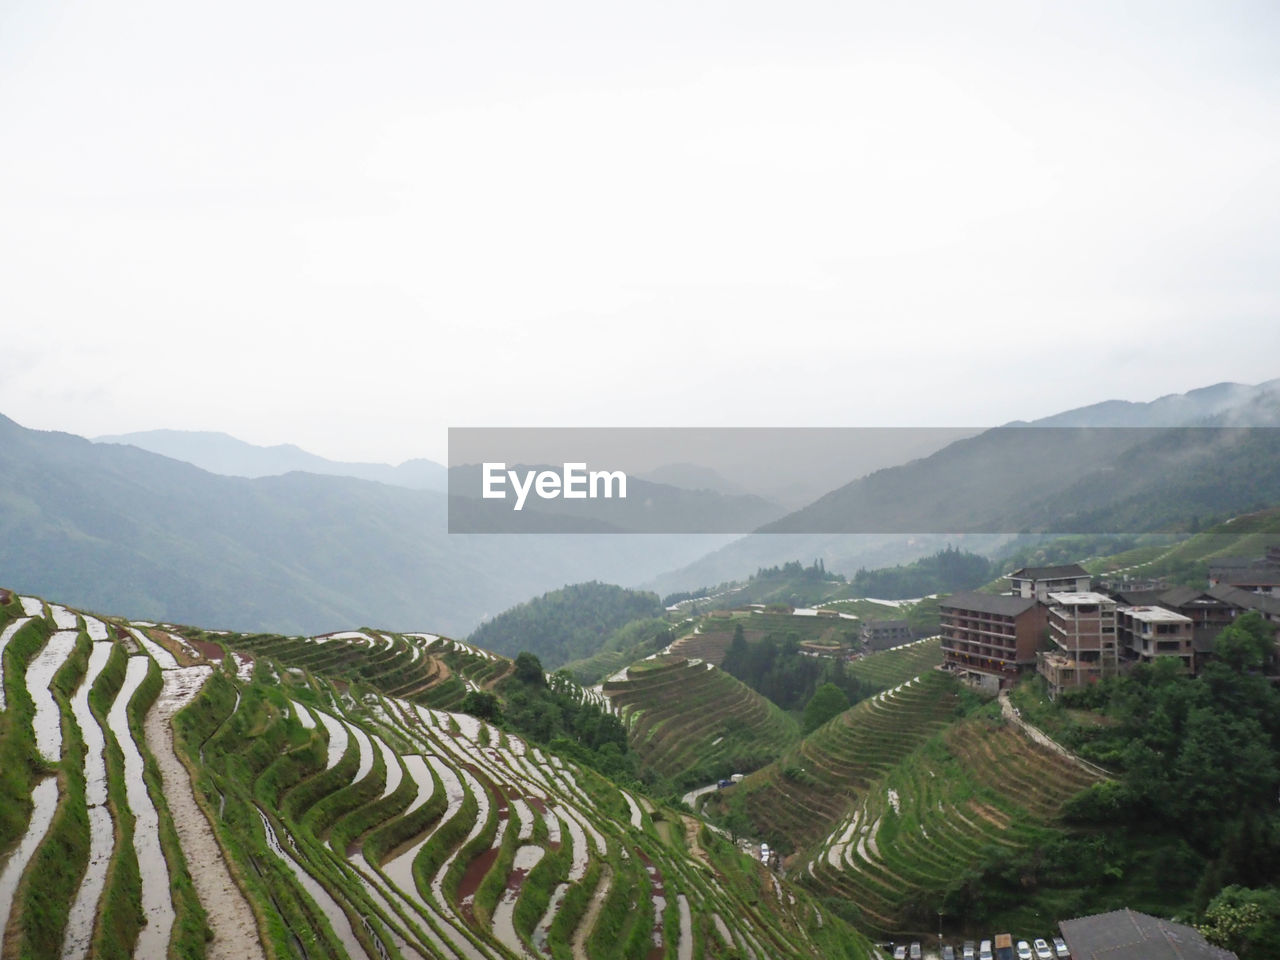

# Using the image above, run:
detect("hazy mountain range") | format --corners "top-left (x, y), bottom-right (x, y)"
top-left (4, 416), bottom-right (730, 635)
top-left (642, 378), bottom-right (1280, 593)
top-left (3, 377), bottom-right (1277, 635)
top-left (95, 428), bottom-right (450, 490)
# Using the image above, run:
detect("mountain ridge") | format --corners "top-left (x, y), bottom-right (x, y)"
top-left (94, 428), bottom-right (449, 490)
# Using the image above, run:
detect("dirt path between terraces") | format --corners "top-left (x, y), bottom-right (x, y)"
top-left (998, 690), bottom-right (1113, 779)
top-left (145, 667), bottom-right (266, 960)
top-left (571, 865), bottom-right (612, 960)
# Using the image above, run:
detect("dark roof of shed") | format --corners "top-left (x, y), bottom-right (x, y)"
top-left (1207, 584), bottom-right (1280, 618)
top-left (1059, 908), bottom-right (1236, 960)
top-left (1209, 558), bottom-right (1280, 585)
top-left (1157, 586), bottom-right (1224, 608)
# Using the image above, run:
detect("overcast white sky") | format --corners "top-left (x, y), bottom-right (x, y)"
top-left (2, 0), bottom-right (1279, 464)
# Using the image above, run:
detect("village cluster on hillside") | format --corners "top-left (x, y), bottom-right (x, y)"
top-left (940, 548), bottom-right (1280, 697)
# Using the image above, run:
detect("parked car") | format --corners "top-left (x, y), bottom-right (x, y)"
top-left (1052, 938), bottom-right (1070, 959)
top-left (943, 946), bottom-right (957, 960)
top-left (910, 943), bottom-right (922, 960)
top-left (1017, 941), bottom-right (1033, 960)
top-left (1034, 939), bottom-right (1053, 959)
top-left (979, 940), bottom-right (994, 960)
top-left (994, 934), bottom-right (1015, 960)
top-left (893, 947), bottom-right (907, 960)
top-left (963, 942), bottom-right (977, 960)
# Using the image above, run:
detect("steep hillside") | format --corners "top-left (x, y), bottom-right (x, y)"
top-left (601, 656), bottom-right (800, 786)
top-left (0, 414), bottom-right (719, 638)
top-left (734, 670), bottom-right (961, 852)
top-left (0, 589), bottom-right (873, 959)
top-left (1084, 508), bottom-right (1280, 582)
top-left (846, 637), bottom-right (944, 689)
top-left (645, 379), bottom-right (1280, 598)
top-left (804, 714), bottom-right (1102, 936)
top-left (95, 428), bottom-right (449, 490)
top-left (467, 583), bottom-right (666, 668)
top-left (763, 422), bottom-right (1280, 536)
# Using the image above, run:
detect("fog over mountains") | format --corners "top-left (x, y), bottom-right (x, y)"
top-left (4, 415), bottom-right (727, 635)
top-left (4, 378), bottom-right (1278, 635)
top-left (95, 429), bottom-right (449, 491)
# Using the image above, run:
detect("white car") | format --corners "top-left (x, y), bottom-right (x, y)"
top-left (979, 941), bottom-right (993, 960)
top-left (1034, 939), bottom-right (1054, 960)
top-left (1053, 938), bottom-right (1070, 959)
top-left (1017, 942), bottom-right (1033, 960)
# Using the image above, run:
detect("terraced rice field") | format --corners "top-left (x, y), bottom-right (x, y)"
top-left (0, 591), bottom-right (872, 960)
top-left (0, 593), bottom-right (209, 959)
top-left (803, 715), bottom-right (1104, 936)
top-left (846, 637), bottom-right (943, 690)
top-left (740, 670), bottom-right (960, 851)
top-left (601, 656), bottom-right (800, 782)
top-left (666, 627), bottom-right (763, 666)
top-left (229, 628), bottom-right (512, 706)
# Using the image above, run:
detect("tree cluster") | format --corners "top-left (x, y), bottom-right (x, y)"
top-left (466, 581), bottom-right (664, 668)
top-left (850, 545), bottom-right (992, 600)
top-left (721, 624), bottom-right (870, 714)
top-left (460, 651), bottom-right (635, 783)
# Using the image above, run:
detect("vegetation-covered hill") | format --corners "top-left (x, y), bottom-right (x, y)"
top-left (467, 582), bottom-right (665, 669)
top-left (805, 711), bottom-right (1102, 936)
top-left (730, 669), bottom-right (963, 854)
top-left (762, 387), bottom-right (1280, 537)
top-left (0, 414), bottom-right (717, 639)
top-left (0, 588), bottom-right (873, 960)
top-left (94, 428), bottom-right (449, 489)
top-left (601, 656), bottom-right (801, 787)
top-left (845, 546), bottom-right (994, 600)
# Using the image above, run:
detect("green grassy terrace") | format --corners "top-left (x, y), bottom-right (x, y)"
top-left (603, 655), bottom-right (801, 787)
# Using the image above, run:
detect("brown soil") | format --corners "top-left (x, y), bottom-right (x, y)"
top-left (190, 639), bottom-right (226, 660)
top-left (145, 668), bottom-right (265, 960)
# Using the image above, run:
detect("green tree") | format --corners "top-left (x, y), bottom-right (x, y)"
top-left (1214, 613), bottom-right (1275, 673)
top-left (1201, 885), bottom-right (1280, 958)
top-left (802, 682), bottom-right (850, 734)
top-left (460, 690), bottom-right (501, 720)
top-left (513, 651), bottom-right (545, 685)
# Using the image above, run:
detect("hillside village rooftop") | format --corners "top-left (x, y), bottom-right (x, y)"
top-left (1059, 908), bottom-right (1237, 960)
top-left (1046, 591), bottom-right (1114, 606)
top-left (1124, 605), bottom-right (1193, 623)
top-left (1008, 564), bottom-right (1092, 600)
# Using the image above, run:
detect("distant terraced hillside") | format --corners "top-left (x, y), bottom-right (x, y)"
top-left (846, 636), bottom-right (943, 689)
top-left (229, 628), bottom-right (512, 707)
top-left (736, 670), bottom-right (961, 852)
top-left (601, 656), bottom-right (800, 785)
top-left (665, 626), bottom-right (758, 666)
top-left (0, 590), bottom-right (872, 960)
top-left (804, 715), bottom-right (1103, 937)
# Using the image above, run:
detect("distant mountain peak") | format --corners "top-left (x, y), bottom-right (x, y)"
top-left (94, 428), bottom-right (447, 491)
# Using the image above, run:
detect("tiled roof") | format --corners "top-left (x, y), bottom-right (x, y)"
top-left (941, 591), bottom-right (1040, 617)
top-left (1059, 908), bottom-right (1236, 960)
top-left (1008, 564), bottom-right (1090, 580)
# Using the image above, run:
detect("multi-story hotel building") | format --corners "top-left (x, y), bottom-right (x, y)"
top-left (1118, 605), bottom-right (1194, 673)
top-left (940, 591), bottom-right (1047, 694)
top-left (1037, 591), bottom-right (1119, 699)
